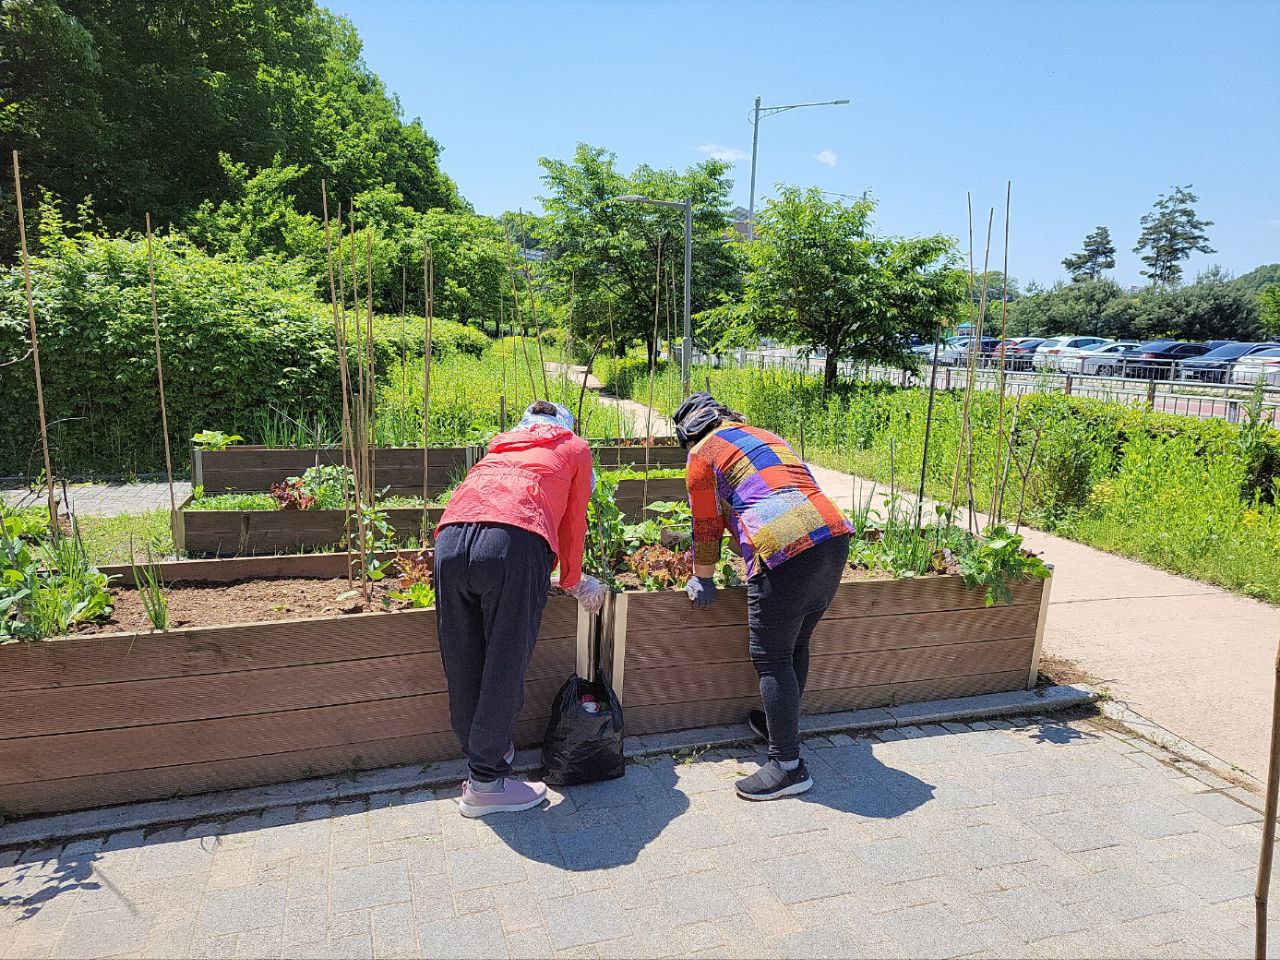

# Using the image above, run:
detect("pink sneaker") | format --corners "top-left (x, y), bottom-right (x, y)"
top-left (458, 778), bottom-right (547, 818)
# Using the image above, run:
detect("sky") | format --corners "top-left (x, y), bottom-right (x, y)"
top-left (327, 0), bottom-right (1279, 289)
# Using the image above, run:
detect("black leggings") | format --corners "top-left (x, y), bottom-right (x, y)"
top-left (434, 522), bottom-right (554, 782)
top-left (746, 534), bottom-right (850, 762)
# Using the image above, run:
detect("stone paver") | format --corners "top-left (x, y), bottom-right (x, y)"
top-left (4, 715), bottom-right (1266, 959)
top-left (1, 482), bottom-right (192, 518)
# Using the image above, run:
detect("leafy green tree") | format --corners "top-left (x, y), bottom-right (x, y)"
top-left (1130, 266), bottom-right (1257, 341)
top-left (1133, 185), bottom-right (1215, 286)
top-left (537, 144), bottom-right (740, 360)
top-left (1003, 279), bottom-right (1125, 338)
top-left (1062, 226), bottom-right (1116, 281)
top-left (727, 187), bottom-right (965, 391)
top-left (1256, 285), bottom-right (1280, 339)
top-left (1234, 264), bottom-right (1280, 295)
top-left (1, 0), bottom-right (463, 256)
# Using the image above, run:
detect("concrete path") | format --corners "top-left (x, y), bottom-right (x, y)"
top-left (1, 483), bottom-right (192, 518)
top-left (804, 460), bottom-right (1280, 783)
top-left (0, 714), bottom-right (1269, 960)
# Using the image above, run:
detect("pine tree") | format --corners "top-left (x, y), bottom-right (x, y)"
top-left (1062, 226), bottom-right (1116, 281)
top-left (1133, 185), bottom-right (1215, 286)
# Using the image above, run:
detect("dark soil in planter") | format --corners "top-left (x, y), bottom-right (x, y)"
top-left (75, 578), bottom-right (404, 634)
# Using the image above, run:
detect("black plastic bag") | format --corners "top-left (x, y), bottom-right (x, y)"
top-left (540, 672), bottom-right (625, 786)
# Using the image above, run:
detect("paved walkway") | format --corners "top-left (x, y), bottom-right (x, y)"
top-left (1, 484), bottom-right (191, 518)
top-left (804, 461), bottom-right (1280, 783)
top-left (0, 715), bottom-right (1270, 960)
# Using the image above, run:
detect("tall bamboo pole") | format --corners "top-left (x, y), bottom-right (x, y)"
top-left (642, 235), bottom-right (665, 510)
top-left (1256, 639), bottom-right (1280, 959)
top-left (320, 184), bottom-right (355, 586)
top-left (948, 194), bottom-right (979, 522)
top-left (965, 209), bottom-right (996, 535)
top-left (992, 181), bottom-right (1013, 520)
top-left (504, 227), bottom-right (537, 397)
top-left (365, 230), bottom-right (376, 488)
top-left (144, 213), bottom-right (177, 518)
top-left (516, 209), bottom-right (550, 396)
top-left (422, 239), bottom-right (434, 536)
top-left (400, 265), bottom-right (408, 446)
top-left (11, 151), bottom-right (57, 541)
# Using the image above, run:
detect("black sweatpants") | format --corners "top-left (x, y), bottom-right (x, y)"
top-left (747, 534), bottom-right (850, 762)
top-left (434, 522), bottom-right (554, 783)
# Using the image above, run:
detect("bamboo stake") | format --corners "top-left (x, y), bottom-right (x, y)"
top-left (948, 194), bottom-right (979, 522)
top-left (992, 181), bottom-right (1013, 520)
top-left (608, 302), bottom-right (623, 439)
top-left (504, 227), bottom-right (537, 397)
top-left (1257, 637), bottom-right (1280, 958)
top-left (11, 151), bottom-right (57, 541)
top-left (577, 336), bottom-right (607, 429)
top-left (144, 214), bottom-right (177, 518)
top-left (365, 230), bottom-right (376, 489)
top-left (516, 209), bottom-right (550, 396)
top-left (422, 239), bottom-right (434, 537)
top-left (400, 264), bottom-right (408, 446)
top-left (321, 184), bottom-right (355, 587)
top-left (643, 235), bottom-right (665, 510)
top-left (965, 209), bottom-right (996, 536)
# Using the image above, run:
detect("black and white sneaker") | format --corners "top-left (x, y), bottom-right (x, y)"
top-left (736, 760), bottom-right (813, 801)
top-left (747, 709), bottom-right (768, 742)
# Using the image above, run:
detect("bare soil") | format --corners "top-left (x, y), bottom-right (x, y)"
top-left (77, 578), bottom-right (406, 634)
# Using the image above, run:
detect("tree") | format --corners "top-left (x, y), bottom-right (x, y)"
top-left (1133, 185), bottom-right (1215, 286)
top-left (1, 0), bottom-right (463, 258)
top-left (729, 187), bottom-right (965, 391)
top-left (1062, 226), bottom-right (1116, 281)
top-left (1258, 285), bottom-right (1280, 339)
top-left (537, 144), bottom-right (739, 360)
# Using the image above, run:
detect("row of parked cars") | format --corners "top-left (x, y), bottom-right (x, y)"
top-left (914, 335), bottom-right (1280, 385)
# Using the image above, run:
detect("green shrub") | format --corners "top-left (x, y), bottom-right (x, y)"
top-left (0, 226), bottom-right (340, 477)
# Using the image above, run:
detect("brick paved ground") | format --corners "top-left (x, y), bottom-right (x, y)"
top-left (0, 714), bottom-right (1270, 959)
top-left (1, 484), bottom-right (191, 518)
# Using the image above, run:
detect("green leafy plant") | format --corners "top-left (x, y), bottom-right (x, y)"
top-left (191, 430), bottom-right (243, 452)
top-left (388, 551), bottom-right (435, 607)
top-left (954, 525), bottom-right (1050, 606)
top-left (128, 537), bottom-right (169, 631)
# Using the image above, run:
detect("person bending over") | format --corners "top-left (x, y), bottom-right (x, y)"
top-left (435, 401), bottom-right (606, 817)
top-left (674, 392), bottom-right (853, 801)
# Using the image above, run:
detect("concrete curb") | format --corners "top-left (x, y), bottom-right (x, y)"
top-left (0, 684), bottom-right (1096, 848)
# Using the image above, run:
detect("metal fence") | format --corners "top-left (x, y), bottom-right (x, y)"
top-left (691, 348), bottom-right (1280, 427)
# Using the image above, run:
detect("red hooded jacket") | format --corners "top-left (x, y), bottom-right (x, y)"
top-left (437, 423), bottom-right (594, 588)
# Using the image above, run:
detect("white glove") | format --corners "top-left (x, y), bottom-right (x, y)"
top-left (566, 574), bottom-right (608, 614)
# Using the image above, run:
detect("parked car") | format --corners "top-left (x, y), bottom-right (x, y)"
top-left (1059, 341), bottom-right (1142, 376)
top-left (938, 336), bottom-right (1000, 366)
top-left (1230, 347), bottom-right (1280, 387)
top-left (1177, 342), bottom-right (1280, 383)
top-left (911, 335), bottom-right (963, 359)
top-left (1119, 340), bottom-right (1211, 380)
top-left (1032, 336), bottom-right (1109, 371)
top-left (999, 337), bottom-right (1045, 371)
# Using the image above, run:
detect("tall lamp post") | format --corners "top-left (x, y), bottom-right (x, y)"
top-left (747, 96), bottom-right (850, 240)
top-left (612, 194), bottom-right (693, 396)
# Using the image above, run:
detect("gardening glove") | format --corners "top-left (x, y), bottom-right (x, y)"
top-left (567, 574), bottom-right (608, 614)
top-left (686, 576), bottom-right (717, 610)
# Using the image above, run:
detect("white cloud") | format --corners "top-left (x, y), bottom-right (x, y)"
top-left (697, 144), bottom-right (748, 162)
top-left (815, 149), bottom-right (838, 167)
top-left (1266, 217), bottom-right (1280, 227)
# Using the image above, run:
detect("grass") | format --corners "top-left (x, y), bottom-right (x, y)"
top-left (78, 510), bottom-right (174, 565)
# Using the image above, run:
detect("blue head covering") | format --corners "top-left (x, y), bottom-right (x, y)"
top-left (517, 401), bottom-right (575, 432)
top-left (515, 401), bottom-right (596, 493)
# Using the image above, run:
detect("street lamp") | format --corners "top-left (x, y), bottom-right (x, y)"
top-left (747, 96), bottom-right (850, 240)
top-left (612, 194), bottom-right (693, 397)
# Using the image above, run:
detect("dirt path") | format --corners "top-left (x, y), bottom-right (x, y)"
top-left (593, 380), bottom-right (1280, 782)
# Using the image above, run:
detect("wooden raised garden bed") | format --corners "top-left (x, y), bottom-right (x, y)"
top-left (0, 553), bottom-right (589, 817)
top-left (590, 437), bottom-right (686, 470)
top-left (194, 445), bottom-right (479, 496)
top-left (612, 477), bottom-right (687, 522)
top-left (173, 497), bottom-right (445, 556)
top-left (599, 571), bottom-right (1052, 737)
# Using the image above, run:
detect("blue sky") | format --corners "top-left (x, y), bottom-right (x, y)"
top-left (328, 0), bottom-right (1278, 289)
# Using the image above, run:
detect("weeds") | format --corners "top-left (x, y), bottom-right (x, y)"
top-left (128, 537), bottom-right (169, 631)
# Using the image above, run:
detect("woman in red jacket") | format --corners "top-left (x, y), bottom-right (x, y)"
top-left (434, 401), bottom-right (606, 818)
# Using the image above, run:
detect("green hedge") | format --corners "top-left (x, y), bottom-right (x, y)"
top-left (0, 231), bottom-right (343, 477)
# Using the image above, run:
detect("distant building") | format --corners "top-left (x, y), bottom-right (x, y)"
top-left (729, 206), bottom-right (751, 239)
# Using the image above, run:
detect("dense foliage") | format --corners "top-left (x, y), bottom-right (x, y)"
top-left (610, 361), bottom-right (1280, 603)
top-left (0, 0), bottom-right (463, 258)
top-left (712, 187), bottom-right (966, 390)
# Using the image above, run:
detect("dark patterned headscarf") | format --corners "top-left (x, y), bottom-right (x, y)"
top-left (673, 392), bottom-right (743, 446)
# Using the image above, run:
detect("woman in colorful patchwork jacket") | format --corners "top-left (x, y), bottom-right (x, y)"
top-left (674, 392), bottom-right (853, 801)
